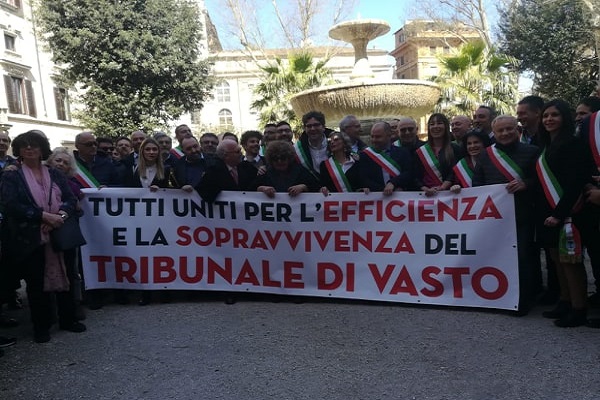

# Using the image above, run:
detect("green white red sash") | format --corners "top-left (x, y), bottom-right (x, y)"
top-left (170, 146), bottom-right (184, 159)
top-left (415, 143), bottom-right (443, 186)
top-left (535, 150), bottom-right (562, 209)
top-left (294, 141), bottom-right (313, 172)
top-left (259, 145), bottom-right (265, 157)
top-left (486, 144), bottom-right (524, 182)
top-left (324, 158), bottom-right (352, 192)
top-left (589, 112), bottom-right (600, 167)
top-left (559, 217), bottom-right (583, 263)
top-left (452, 158), bottom-right (473, 187)
top-left (536, 151), bottom-right (583, 261)
top-left (363, 147), bottom-right (401, 177)
top-left (74, 159), bottom-right (100, 188)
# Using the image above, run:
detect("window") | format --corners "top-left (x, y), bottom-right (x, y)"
top-left (218, 109), bottom-right (233, 129)
top-left (215, 81), bottom-right (230, 102)
top-left (3, 75), bottom-right (36, 117)
top-left (190, 109), bottom-right (202, 124)
top-left (429, 46), bottom-right (436, 55)
top-left (443, 46), bottom-right (450, 54)
top-left (1, 0), bottom-right (21, 8)
top-left (54, 87), bottom-right (70, 121)
top-left (400, 56), bottom-right (404, 66)
top-left (4, 33), bottom-right (15, 51)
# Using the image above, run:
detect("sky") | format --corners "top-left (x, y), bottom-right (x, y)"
top-left (204, 0), bottom-right (409, 52)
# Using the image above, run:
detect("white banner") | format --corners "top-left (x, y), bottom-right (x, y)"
top-left (80, 185), bottom-right (519, 310)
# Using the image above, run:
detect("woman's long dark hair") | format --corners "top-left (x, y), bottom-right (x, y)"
top-left (539, 99), bottom-right (575, 152)
top-left (427, 113), bottom-right (455, 165)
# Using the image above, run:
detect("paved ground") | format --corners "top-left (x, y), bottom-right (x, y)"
top-left (0, 292), bottom-right (599, 400)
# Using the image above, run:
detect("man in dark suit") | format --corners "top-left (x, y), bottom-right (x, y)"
top-left (196, 139), bottom-right (257, 203)
top-left (472, 115), bottom-right (540, 315)
top-left (195, 139), bottom-right (257, 305)
top-left (173, 136), bottom-right (209, 191)
top-left (295, 111), bottom-right (329, 177)
top-left (359, 121), bottom-right (414, 194)
top-left (339, 114), bottom-right (367, 154)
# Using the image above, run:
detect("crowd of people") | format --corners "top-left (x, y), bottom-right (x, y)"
top-left (0, 95), bottom-right (599, 353)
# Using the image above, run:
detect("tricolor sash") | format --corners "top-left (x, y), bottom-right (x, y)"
top-left (324, 158), bottom-right (352, 192)
top-left (452, 158), bottom-right (473, 187)
top-left (363, 147), bottom-right (401, 177)
top-left (259, 145), bottom-right (265, 157)
top-left (74, 160), bottom-right (100, 188)
top-left (589, 112), bottom-right (600, 168)
top-left (536, 151), bottom-right (583, 262)
top-left (559, 217), bottom-right (583, 263)
top-left (486, 144), bottom-right (524, 182)
top-left (170, 146), bottom-right (184, 159)
top-left (415, 143), bottom-right (443, 186)
top-left (535, 150), bottom-right (562, 209)
top-left (294, 141), bottom-right (314, 172)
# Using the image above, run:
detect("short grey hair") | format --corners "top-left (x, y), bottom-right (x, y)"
top-left (215, 138), bottom-right (239, 159)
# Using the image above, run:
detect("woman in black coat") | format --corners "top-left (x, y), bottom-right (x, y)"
top-left (253, 140), bottom-right (320, 197)
top-left (535, 100), bottom-right (589, 327)
top-left (124, 137), bottom-right (173, 305)
top-left (0, 131), bottom-right (84, 343)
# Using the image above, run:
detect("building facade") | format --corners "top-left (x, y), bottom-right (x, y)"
top-left (1, 0), bottom-right (84, 148)
top-left (389, 20), bottom-right (480, 81)
top-left (1, 0), bottom-right (393, 146)
top-left (190, 47), bottom-right (393, 135)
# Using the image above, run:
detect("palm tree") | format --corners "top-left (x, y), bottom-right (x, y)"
top-left (251, 52), bottom-right (335, 131)
top-left (434, 40), bottom-right (519, 116)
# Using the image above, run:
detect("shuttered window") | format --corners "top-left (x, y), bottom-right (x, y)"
top-left (53, 87), bottom-right (70, 121)
top-left (3, 75), bottom-right (37, 117)
top-left (1, 0), bottom-right (22, 9)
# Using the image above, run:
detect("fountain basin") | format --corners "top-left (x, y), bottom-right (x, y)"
top-left (290, 79), bottom-right (441, 126)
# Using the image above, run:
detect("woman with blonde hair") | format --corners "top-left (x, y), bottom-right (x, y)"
top-left (125, 137), bottom-right (172, 305)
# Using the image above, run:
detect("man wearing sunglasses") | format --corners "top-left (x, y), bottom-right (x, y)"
top-left (393, 117), bottom-right (425, 150)
top-left (73, 132), bottom-right (120, 188)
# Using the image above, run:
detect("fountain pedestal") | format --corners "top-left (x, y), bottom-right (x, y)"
top-left (290, 19), bottom-right (440, 127)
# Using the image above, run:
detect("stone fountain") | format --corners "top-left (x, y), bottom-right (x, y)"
top-left (290, 19), bottom-right (440, 127)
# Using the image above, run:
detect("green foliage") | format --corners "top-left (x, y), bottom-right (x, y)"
top-left (35, 0), bottom-right (214, 136)
top-left (434, 40), bottom-right (519, 116)
top-left (251, 52), bottom-right (334, 131)
top-left (498, 0), bottom-right (597, 105)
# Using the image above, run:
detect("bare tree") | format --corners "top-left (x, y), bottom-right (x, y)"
top-left (214, 0), bottom-right (358, 54)
top-left (407, 0), bottom-right (494, 49)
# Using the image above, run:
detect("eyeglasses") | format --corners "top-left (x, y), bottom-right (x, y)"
top-left (80, 141), bottom-right (98, 147)
top-left (304, 123), bottom-right (322, 129)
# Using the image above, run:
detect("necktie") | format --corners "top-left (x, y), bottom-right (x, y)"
top-left (230, 168), bottom-right (238, 185)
